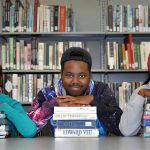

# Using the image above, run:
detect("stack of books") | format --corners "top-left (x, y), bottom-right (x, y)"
top-left (143, 97), bottom-right (150, 137)
top-left (0, 113), bottom-right (9, 138)
top-left (53, 106), bottom-right (99, 137)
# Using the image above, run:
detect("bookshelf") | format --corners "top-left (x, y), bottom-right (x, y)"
top-left (0, 0), bottom-right (149, 108)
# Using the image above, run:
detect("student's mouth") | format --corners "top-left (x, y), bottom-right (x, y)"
top-left (70, 86), bottom-right (81, 91)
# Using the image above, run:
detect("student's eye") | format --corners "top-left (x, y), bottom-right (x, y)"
top-left (79, 74), bottom-right (86, 78)
top-left (65, 74), bottom-right (73, 78)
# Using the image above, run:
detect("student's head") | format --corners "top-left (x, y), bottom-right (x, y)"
top-left (60, 47), bottom-right (92, 96)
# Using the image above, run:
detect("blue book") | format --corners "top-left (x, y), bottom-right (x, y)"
top-left (144, 119), bottom-right (150, 126)
top-left (56, 120), bottom-right (96, 129)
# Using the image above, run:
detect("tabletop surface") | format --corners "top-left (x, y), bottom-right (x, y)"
top-left (0, 136), bottom-right (150, 150)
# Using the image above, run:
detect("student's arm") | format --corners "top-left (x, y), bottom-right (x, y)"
top-left (0, 93), bottom-right (37, 138)
top-left (27, 86), bottom-right (57, 132)
top-left (119, 88), bottom-right (147, 136)
top-left (90, 83), bottom-right (123, 136)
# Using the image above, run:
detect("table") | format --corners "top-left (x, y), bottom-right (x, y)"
top-left (0, 136), bottom-right (149, 150)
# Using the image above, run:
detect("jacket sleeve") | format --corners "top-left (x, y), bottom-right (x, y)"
top-left (0, 94), bottom-right (37, 138)
top-left (90, 82), bottom-right (123, 136)
top-left (119, 88), bottom-right (145, 136)
top-left (27, 86), bottom-right (57, 132)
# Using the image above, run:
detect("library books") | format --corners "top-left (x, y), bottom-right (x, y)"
top-left (53, 106), bottom-right (99, 138)
top-left (106, 39), bottom-right (150, 70)
top-left (2, 0), bottom-right (74, 33)
top-left (106, 4), bottom-right (150, 33)
top-left (143, 99), bottom-right (150, 138)
top-left (0, 113), bottom-right (10, 139)
top-left (0, 39), bottom-right (85, 70)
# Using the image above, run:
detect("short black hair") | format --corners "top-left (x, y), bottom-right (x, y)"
top-left (61, 47), bottom-right (92, 71)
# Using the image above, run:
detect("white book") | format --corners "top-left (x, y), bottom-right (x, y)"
top-left (54, 128), bottom-right (99, 138)
top-left (53, 113), bottom-right (97, 120)
top-left (38, 42), bottom-right (45, 70)
top-left (145, 104), bottom-right (150, 111)
top-left (12, 74), bottom-right (18, 100)
top-left (39, 5), bottom-right (44, 32)
top-left (144, 126), bottom-right (150, 133)
top-left (54, 106), bottom-right (97, 114)
top-left (28, 74), bottom-right (33, 103)
top-left (57, 42), bottom-right (64, 69)
top-left (49, 44), bottom-right (53, 69)
top-left (0, 131), bottom-right (9, 136)
top-left (0, 125), bottom-right (9, 132)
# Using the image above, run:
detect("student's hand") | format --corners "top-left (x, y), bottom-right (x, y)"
top-left (56, 95), bottom-right (94, 107)
top-left (138, 89), bottom-right (150, 98)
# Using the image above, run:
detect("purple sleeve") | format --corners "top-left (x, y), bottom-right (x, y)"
top-left (27, 86), bottom-right (57, 132)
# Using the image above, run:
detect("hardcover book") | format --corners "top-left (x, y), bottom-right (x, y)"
top-left (54, 128), bottom-right (99, 137)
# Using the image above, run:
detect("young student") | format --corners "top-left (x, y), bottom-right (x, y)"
top-left (119, 54), bottom-right (150, 136)
top-left (27, 47), bottom-right (123, 136)
top-left (0, 65), bottom-right (37, 137)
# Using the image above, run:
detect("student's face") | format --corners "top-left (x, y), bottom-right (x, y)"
top-left (61, 60), bottom-right (91, 96)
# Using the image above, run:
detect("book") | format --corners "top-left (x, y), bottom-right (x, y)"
top-left (53, 113), bottom-right (97, 120)
top-left (0, 125), bottom-right (9, 131)
top-left (54, 5), bottom-right (59, 32)
top-left (59, 5), bottom-right (66, 32)
top-left (144, 132), bottom-right (150, 137)
top-left (33, 0), bottom-right (40, 32)
top-left (54, 128), bottom-right (99, 137)
top-left (56, 120), bottom-right (96, 129)
top-left (145, 103), bottom-right (150, 111)
top-left (54, 106), bottom-right (97, 114)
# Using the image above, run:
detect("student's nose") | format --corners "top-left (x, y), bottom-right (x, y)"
top-left (72, 75), bottom-right (79, 83)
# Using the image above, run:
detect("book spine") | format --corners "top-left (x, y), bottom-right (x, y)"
top-left (59, 5), bottom-right (66, 32)
top-left (54, 5), bottom-right (59, 32)
top-left (38, 42), bottom-right (44, 70)
top-left (56, 120), bottom-right (96, 129)
top-left (53, 113), bottom-right (97, 120)
top-left (54, 106), bottom-right (97, 114)
top-left (33, 0), bottom-right (40, 32)
top-left (54, 128), bottom-right (99, 137)
top-left (2, 0), bottom-right (6, 32)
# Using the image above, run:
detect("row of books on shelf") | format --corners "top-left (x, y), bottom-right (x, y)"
top-left (107, 4), bottom-right (150, 32)
top-left (0, 113), bottom-right (10, 139)
top-left (2, 74), bottom-right (60, 104)
top-left (107, 39), bottom-right (150, 70)
top-left (2, 0), bottom-right (74, 33)
top-left (1, 37), bottom-right (150, 71)
top-left (53, 106), bottom-right (99, 137)
top-left (108, 81), bottom-right (143, 110)
top-left (0, 39), bottom-right (85, 70)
